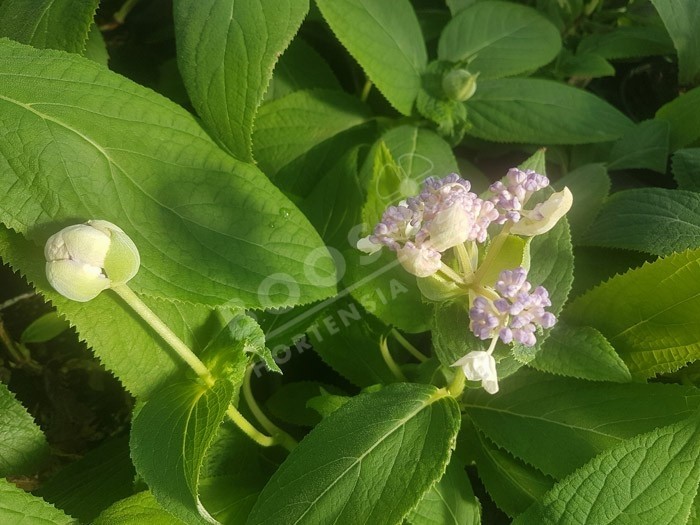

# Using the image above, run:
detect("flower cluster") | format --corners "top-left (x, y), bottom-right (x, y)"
top-left (358, 174), bottom-right (498, 277)
top-left (358, 165), bottom-right (571, 396)
top-left (470, 268), bottom-right (556, 347)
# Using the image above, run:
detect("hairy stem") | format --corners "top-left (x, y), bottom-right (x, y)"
top-left (380, 336), bottom-right (407, 381)
top-left (391, 328), bottom-right (427, 363)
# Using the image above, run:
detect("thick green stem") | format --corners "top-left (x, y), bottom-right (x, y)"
top-left (226, 405), bottom-right (276, 448)
top-left (111, 284), bottom-right (214, 386)
top-left (447, 369), bottom-right (466, 397)
top-left (472, 225), bottom-right (512, 285)
top-left (391, 328), bottom-right (428, 363)
top-left (380, 336), bottom-right (407, 381)
top-left (439, 262), bottom-right (465, 284)
top-left (360, 79), bottom-right (373, 102)
top-left (454, 242), bottom-right (473, 278)
top-left (113, 0), bottom-right (141, 24)
top-left (243, 365), bottom-right (298, 450)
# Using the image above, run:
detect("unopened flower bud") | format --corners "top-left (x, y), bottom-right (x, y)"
top-left (442, 69), bottom-right (479, 102)
top-left (45, 220), bottom-right (140, 302)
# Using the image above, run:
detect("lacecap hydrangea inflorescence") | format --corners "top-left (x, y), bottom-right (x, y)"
top-left (358, 168), bottom-right (572, 394)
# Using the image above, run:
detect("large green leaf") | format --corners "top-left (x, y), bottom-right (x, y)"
top-left (360, 125), bottom-right (458, 226)
top-left (465, 424), bottom-right (554, 517)
top-left (0, 39), bottom-right (334, 308)
top-left (565, 248), bottom-right (700, 378)
top-left (581, 188), bottom-right (700, 256)
top-left (607, 119), bottom-right (670, 173)
top-left (246, 383), bottom-right (461, 525)
top-left (174, 0), bottom-right (309, 161)
top-left (37, 436), bottom-right (135, 523)
top-left (515, 413), bottom-right (700, 525)
top-left (252, 89), bottom-right (371, 179)
top-left (0, 380), bottom-right (47, 476)
top-left (407, 460), bottom-right (480, 525)
top-left (344, 248), bottom-right (433, 333)
top-left (315, 0), bottom-right (427, 115)
top-left (673, 148), bottom-right (700, 192)
top-left (465, 371), bottom-right (700, 478)
top-left (466, 78), bottom-right (634, 144)
top-left (553, 163), bottom-right (610, 241)
top-left (651, 0), bottom-right (700, 85)
top-left (0, 225), bottom-right (220, 399)
top-left (306, 297), bottom-right (397, 387)
top-left (263, 38), bottom-right (340, 102)
top-left (438, 1), bottom-right (560, 79)
top-left (0, 0), bottom-right (98, 54)
top-left (657, 85), bottom-right (700, 150)
top-left (577, 26), bottom-right (675, 59)
top-left (530, 322), bottom-right (631, 383)
top-left (94, 491), bottom-right (181, 525)
top-left (130, 379), bottom-right (234, 524)
top-left (0, 478), bottom-right (75, 525)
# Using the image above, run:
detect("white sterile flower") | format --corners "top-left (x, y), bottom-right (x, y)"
top-left (426, 201), bottom-right (471, 252)
top-left (396, 242), bottom-right (442, 278)
top-left (45, 220), bottom-right (140, 302)
top-left (452, 350), bottom-right (499, 394)
top-left (511, 187), bottom-right (573, 237)
top-left (356, 235), bottom-right (382, 255)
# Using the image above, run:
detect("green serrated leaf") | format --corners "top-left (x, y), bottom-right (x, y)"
top-left (174, 0), bottom-right (309, 161)
top-left (37, 436), bottom-right (135, 523)
top-left (553, 163), bottom-right (610, 241)
top-left (253, 89), bottom-right (371, 179)
top-left (300, 147), bottom-right (364, 251)
top-left (530, 322), bottom-right (632, 382)
top-left (407, 459), bottom-right (481, 525)
top-left (199, 473), bottom-right (267, 525)
top-left (607, 119), bottom-right (670, 173)
top-left (0, 0), bottom-right (98, 54)
top-left (433, 301), bottom-right (482, 370)
top-left (306, 389), bottom-right (351, 419)
top-left (265, 381), bottom-right (344, 427)
top-left (0, 380), bottom-right (48, 476)
top-left (131, 379), bottom-right (234, 524)
top-left (246, 383), bottom-right (461, 525)
top-left (438, 1), bottom-right (561, 79)
top-left (554, 50), bottom-right (614, 79)
top-left (657, 85), bottom-right (700, 150)
top-left (0, 225), bottom-right (226, 399)
top-left (360, 125), bottom-right (458, 216)
top-left (581, 188), bottom-right (700, 256)
top-left (315, 0), bottom-right (427, 115)
top-left (263, 37), bottom-right (340, 102)
top-left (307, 297), bottom-right (397, 387)
top-left (465, 370), bottom-right (700, 479)
top-left (464, 423), bottom-right (554, 517)
top-left (0, 478), bottom-right (75, 525)
top-left (577, 25), bottom-right (675, 59)
top-left (514, 413), bottom-right (700, 525)
top-left (673, 148), bottom-right (700, 192)
top-left (466, 78), bottom-right (634, 144)
top-left (0, 39), bottom-right (334, 308)
top-left (565, 248), bottom-right (700, 378)
top-left (651, 0), bottom-right (700, 85)
top-left (82, 24), bottom-right (108, 66)
top-left (478, 235), bottom-right (529, 286)
top-left (20, 311), bottom-right (69, 343)
top-left (94, 491), bottom-right (181, 525)
top-left (344, 248), bottom-right (433, 333)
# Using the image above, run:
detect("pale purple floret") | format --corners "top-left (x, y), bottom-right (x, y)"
top-left (366, 173), bottom-right (498, 255)
top-left (489, 168), bottom-right (550, 224)
top-left (469, 267), bottom-right (556, 347)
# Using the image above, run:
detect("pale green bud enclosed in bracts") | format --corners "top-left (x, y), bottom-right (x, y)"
top-left (442, 69), bottom-right (479, 102)
top-left (45, 220), bottom-right (140, 302)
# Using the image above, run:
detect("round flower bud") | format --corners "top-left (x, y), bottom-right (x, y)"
top-left (442, 69), bottom-right (479, 102)
top-left (45, 220), bottom-right (140, 302)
